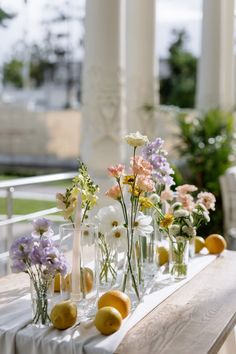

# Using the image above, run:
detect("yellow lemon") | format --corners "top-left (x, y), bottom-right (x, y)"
top-left (54, 273), bottom-right (61, 292)
top-left (94, 306), bottom-right (122, 335)
top-left (81, 267), bottom-right (94, 293)
top-left (195, 236), bottom-right (205, 254)
top-left (205, 234), bottom-right (227, 254)
top-left (156, 246), bottom-right (169, 266)
top-left (50, 300), bottom-right (77, 330)
top-left (60, 268), bottom-right (94, 293)
top-left (98, 290), bottom-right (131, 319)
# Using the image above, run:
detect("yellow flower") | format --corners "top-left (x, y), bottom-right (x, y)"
top-left (128, 186), bottom-right (140, 197)
top-left (139, 197), bottom-right (154, 211)
top-left (123, 175), bottom-right (135, 185)
top-left (160, 214), bottom-right (174, 228)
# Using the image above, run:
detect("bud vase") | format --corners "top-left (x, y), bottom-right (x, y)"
top-left (30, 276), bottom-right (53, 327)
top-left (169, 237), bottom-right (189, 280)
top-left (122, 241), bottom-right (142, 305)
top-left (98, 232), bottom-right (118, 290)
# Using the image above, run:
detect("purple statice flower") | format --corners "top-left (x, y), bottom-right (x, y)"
top-left (32, 218), bottom-right (53, 237)
top-left (9, 235), bottom-right (34, 261)
top-left (142, 137), bottom-right (175, 187)
top-left (11, 259), bottom-right (28, 273)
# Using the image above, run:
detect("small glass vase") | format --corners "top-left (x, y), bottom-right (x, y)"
top-left (30, 276), bottom-right (52, 327)
top-left (98, 233), bottom-right (118, 290)
top-left (139, 234), bottom-right (158, 286)
top-left (122, 242), bottom-right (142, 305)
top-left (189, 236), bottom-right (195, 258)
top-left (169, 236), bottom-right (189, 280)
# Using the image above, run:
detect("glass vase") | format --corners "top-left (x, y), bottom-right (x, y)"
top-left (98, 233), bottom-right (118, 290)
top-left (122, 240), bottom-right (142, 305)
top-left (189, 236), bottom-right (195, 258)
top-left (30, 275), bottom-right (53, 327)
top-left (139, 234), bottom-right (158, 287)
top-left (169, 236), bottom-right (189, 280)
top-left (59, 222), bottom-right (98, 320)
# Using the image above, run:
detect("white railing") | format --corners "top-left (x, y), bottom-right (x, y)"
top-left (0, 172), bottom-right (76, 274)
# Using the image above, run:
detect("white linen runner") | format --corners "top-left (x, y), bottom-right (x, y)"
top-left (0, 254), bottom-right (216, 354)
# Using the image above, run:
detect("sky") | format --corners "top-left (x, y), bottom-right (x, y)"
top-left (0, 0), bottom-right (203, 63)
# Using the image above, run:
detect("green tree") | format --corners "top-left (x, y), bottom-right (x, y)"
top-left (0, 8), bottom-right (15, 27)
top-left (160, 30), bottom-right (197, 108)
top-left (3, 59), bottom-right (23, 88)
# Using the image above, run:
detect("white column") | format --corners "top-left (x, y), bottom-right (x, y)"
top-left (81, 0), bottom-right (126, 179)
top-left (126, 0), bottom-right (158, 138)
top-left (196, 0), bottom-right (235, 112)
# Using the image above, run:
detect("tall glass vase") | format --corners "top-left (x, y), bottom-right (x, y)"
top-left (169, 236), bottom-right (189, 280)
top-left (122, 238), bottom-right (141, 305)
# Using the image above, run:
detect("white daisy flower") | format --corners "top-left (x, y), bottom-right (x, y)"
top-left (106, 225), bottom-right (127, 251)
top-left (174, 209), bottom-right (190, 218)
top-left (124, 131), bottom-right (149, 147)
top-left (133, 212), bottom-right (153, 237)
top-left (81, 224), bottom-right (95, 246)
top-left (96, 205), bottom-right (124, 234)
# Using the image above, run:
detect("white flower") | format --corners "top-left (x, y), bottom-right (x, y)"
top-left (133, 212), bottom-right (153, 237)
top-left (203, 211), bottom-right (210, 222)
top-left (96, 205), bottom-right (124, 234)
top-left (169, 224), bottom-right (180, 236)
top-left (149, 193), bottom-right (160, 204)
top-left (172, 202), bottom-right (182, 210)
top-left (174, 209), bottom-right (190, 218)
top-left (185, 217), bottom-right (193, 227)
top-left (106, 225), bottom-right (127, 251)
top-left (81, 224), bottom-right (95, 246)
top-left (124, 131), bottom-right (149, 147)
top-left (182, 225), bottom-right (196, 237)
top-left (196, 203), bottom-right (208, 212)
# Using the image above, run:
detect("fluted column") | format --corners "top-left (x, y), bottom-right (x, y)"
top-left (126, 0), bottom-right (158, 138)
top-left (81, 0), bottom-right (126, 178)
top-left (196, 0), bottom-right (235, 111)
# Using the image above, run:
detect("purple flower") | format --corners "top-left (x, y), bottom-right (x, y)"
top-left (32, 218), bottom-right (53, 237)
top-left (9, 235), bottom-right (34, 261)
top-left (11, 259), bottom-right (27, 273)
top-left (142, 137), bottom-right (175, 187)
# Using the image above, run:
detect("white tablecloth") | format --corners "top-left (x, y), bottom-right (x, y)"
top-left (0, 254), bottom-right (216, 354)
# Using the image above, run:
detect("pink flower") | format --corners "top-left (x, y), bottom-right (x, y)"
top-left (107, 164), bottom-right (125, 178)
top-left (131, 156), bottom-right (153, 176)
top-left (136, 175), bottom-right (155, 192)
top-left (177, 193), bottom-right (195, 212)
top-left (160, 188), bottom-right (174, 202)
top-left (197, 192), bottom-right (216, 210)
top-left (105, 185), bottom-right (121, 200)
top-left (176, 184), bottom-right (198, 195)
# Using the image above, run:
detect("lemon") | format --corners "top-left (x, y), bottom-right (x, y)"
top-left (50, 300), bottom-right (77, 330)
top-left (195, 236), bottom-right (205, 254)
top-left (59, 268), bottom-right (94, 293)
top-left (156, 246), bottom-right (169, 266)
top-left (94, 306), bottom-right (122, 335)
top-left (98, 290), bottom-right (131, 319)
top-left (54, 273), bottom-right (61, 292)
top-left (205, 234), bottom-right (227, 254)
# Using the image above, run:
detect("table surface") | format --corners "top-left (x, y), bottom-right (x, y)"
top-left (1, 251), bottom-right (236, 354)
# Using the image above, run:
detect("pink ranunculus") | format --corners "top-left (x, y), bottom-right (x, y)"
top-left (177, 193), bottom-right (195, 212)
top-left (197, 192), bottom-right (216, 211)
top-left (176, 184), bottom-right (198, 195)
top-left (105, 184), bottom-right (121, 200)
top-left (160, 188), bottom-right (174, 202)
top-left (136, 175), bottom-right (155, 192)
top-left (107, 164), bottom-right (125, 178)
top-left (131, 156), bottom-right (153, 176)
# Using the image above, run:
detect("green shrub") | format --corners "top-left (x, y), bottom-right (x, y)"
top-left (176, 109), bottom-right (236, 233)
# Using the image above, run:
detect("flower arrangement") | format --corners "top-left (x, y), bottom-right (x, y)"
top-left (56, 162), bottom-right (99, 225)
top-left (9, 218), bottom-right (68, 325)
top-left (154, 184), bottom-right (216, 278)
top-left (102, 132), bottom-right (174, 300)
